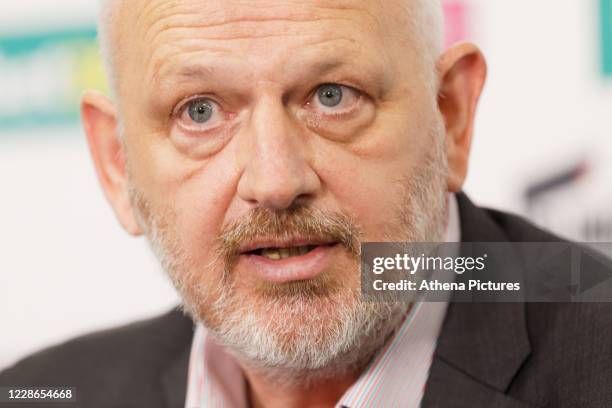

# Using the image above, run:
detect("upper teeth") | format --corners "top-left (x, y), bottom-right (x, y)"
top-left (261, 246), bottom-right (313, 260)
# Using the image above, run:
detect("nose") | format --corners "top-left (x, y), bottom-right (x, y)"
top-left (237, 96), bottom-right (320, 210)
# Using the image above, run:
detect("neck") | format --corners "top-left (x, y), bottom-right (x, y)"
top-left (244, 365), bottom-right (362, 408)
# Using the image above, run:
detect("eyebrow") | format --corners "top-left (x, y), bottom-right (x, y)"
top-left (150, 44), bottom-right (391, 102)
top-left (152, 63), bottom-right (217, 87)
top-left (158, 58), bottom-right (355, 86)
top-left (172, 64), bottom-right (217, 81)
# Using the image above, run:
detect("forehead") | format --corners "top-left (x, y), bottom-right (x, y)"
top-left (116, 0), bottom-right (415, 91)
top-left (129, 0), bottom-right (401, 44)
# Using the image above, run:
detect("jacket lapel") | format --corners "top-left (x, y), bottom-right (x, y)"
top-left (421, 193), bottom-right (535, 407)
top-left (161, 344), bottom-right (192, 408)
top-left (152, 309), bottom-right (194, 408)
top-left (424, 358), bottom-right (534, 408)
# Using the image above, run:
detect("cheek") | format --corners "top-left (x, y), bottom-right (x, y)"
top-left (173, 175), bottom-right (237, 265)
top-left (315, 119), bottom-right (423, 241)
top-left (133, 137), bottom-right (240, 275)
top-left (326, 157), bottom-right (409, 241)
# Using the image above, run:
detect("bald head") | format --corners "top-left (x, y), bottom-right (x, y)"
top-left (98, 0), bottom-right (444, 99)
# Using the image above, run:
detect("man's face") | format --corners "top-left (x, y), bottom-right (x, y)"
top-left (105, 0), bottom-right (451, 376)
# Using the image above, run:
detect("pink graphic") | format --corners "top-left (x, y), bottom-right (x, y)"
top-left (443, 0), bottom-right (470, 48)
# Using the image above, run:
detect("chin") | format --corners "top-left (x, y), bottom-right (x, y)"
top-left (193, 281), bottom-right (408, 384)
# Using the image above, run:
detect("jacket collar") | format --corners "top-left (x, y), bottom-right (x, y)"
top-left (422, 193), bottom-right (534, 407)
top-left (161, 344), bottom-right (191, 408)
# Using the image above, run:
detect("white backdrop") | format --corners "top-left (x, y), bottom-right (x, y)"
top-left (1, 0), bottom-right (612, 370)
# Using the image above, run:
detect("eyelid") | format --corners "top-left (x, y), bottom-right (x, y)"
top-left (172, 95), bottom-right (218, 118)
top-left (310, 83), bottom-right (359, 100)
top-left (308, 83), bottom-right (362, 112)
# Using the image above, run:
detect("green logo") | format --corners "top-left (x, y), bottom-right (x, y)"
top-left (0, 27), bottom-right (107, 129)
top-left (602, 0), bottom-right (612, 76)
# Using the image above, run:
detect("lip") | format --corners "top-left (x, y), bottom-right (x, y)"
top-left (238, 238), bottom-right (337, 254)
top-left (236, 243), bottom-right (340, 284)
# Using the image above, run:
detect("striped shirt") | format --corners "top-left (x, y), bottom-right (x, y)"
top-left (185, 195), bottom-right (460, 408)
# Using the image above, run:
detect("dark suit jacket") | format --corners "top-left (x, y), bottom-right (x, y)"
top-left (2, 194), bottom-right (611, 407)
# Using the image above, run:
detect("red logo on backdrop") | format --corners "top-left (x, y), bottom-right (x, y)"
top-left (443, 0), bottom-right (470, 48)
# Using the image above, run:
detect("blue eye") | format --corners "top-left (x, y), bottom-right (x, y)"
top-left (187, 99), bottom-right (214, 123)
top-left (317, 84), bottom-right (343, 107)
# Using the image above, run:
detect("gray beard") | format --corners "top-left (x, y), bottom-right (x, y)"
top-left (131, 119), bottom-right (449, 385)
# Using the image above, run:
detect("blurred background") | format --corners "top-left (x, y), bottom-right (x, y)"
top-left (1, 0), bottom-right (611, 370)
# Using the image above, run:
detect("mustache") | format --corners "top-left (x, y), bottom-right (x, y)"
top-left (217, 205), bottom-right (361, 264)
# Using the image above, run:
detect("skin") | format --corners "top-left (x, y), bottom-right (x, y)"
top-left (82, 0), bottom-right (486, 406)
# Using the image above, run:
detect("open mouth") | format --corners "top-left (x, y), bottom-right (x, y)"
top-left (247, 245), bottom-right (318, 260)
top-left (237, 241), bottom-right (339, 283)
top-left (243, 243), bottom-right (338, 261)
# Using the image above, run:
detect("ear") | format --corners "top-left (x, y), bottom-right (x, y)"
top-left (437, 42), bottom-right (487, 192)
top-left (81, 91), bottom-right (143, 236)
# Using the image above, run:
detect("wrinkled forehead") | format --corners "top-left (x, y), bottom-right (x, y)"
top-left (113, 0), bottom-right (423, 98)
top-left (121, 0), bottom-right (410, 42)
